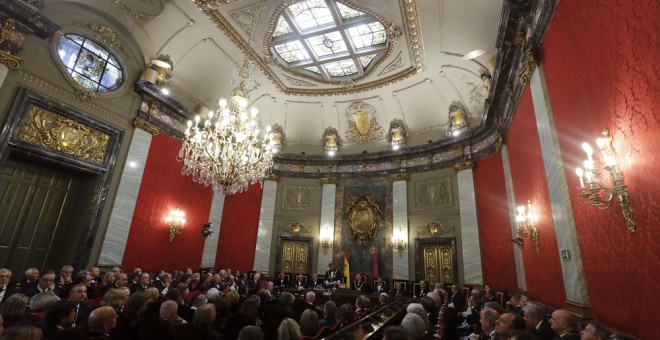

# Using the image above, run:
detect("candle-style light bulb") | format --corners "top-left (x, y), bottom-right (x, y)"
top-left (575, 168), bottom-right (585, 188)
top-left (582, 142), bottom-right (593, 160)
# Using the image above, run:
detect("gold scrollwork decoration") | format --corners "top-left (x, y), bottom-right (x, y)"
top-left (282, 185), bottom-right (315, 210)
top-left (453, 160), bottom-right (474, 173)
top-left (389, 173), bottom-right (410, 182)
top-left (518, 49), bottom-right (537, 85)
top-left (18, 105), bottom-right (110, 165)
top-left (344, 101), bottom-right (384, 144)
top-left (415, 177), bottom-right (452, 209)
top-left (320, 177), bottom-right (338, 185)
top-left (345, 195), bottom-right (383, 246)
top-left (133, 118), bottom-right (159, 136)
top-left (80, 22), bottom-right (126, 54)
top-left (417, 221), bottom-right (453, 237)
top-left (74, 86), bottom-right (99, 103)
top-left (0, 51), bottom-right (22, 70)
top-left (0, 18), bottom-right (16, 45)
top-left (283, 221), bottom-right (310, 236)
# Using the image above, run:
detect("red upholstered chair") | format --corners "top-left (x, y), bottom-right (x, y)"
top-left (88, 296), bottom-right (104, 309)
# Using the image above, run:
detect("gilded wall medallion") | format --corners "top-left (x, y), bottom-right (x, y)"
top-left (282, 185), bottom-right (315, 210)
top-left (18, 105), bottom-right (110, 165)
top-left (344, 101), bottom-right (384, 144)
top-left (417, 221), bottom-right (453, 237)
top-left (415, 177), bottom-right (452, 209)
top-left (344, 195), bottom-right (383, 246)
top-left (281, 221), bottom-right (310, 236)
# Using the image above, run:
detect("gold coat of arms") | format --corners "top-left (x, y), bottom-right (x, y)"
top-left (344, 195), bottom-right (383, 246)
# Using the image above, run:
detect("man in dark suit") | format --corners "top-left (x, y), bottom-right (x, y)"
top-left (373, 277), bottom-right (387, 294)
top-left (306, 274), bottom-right (321, 289)
top-left (390, 281), bottom-right (405, 297)
top-left (0, 268), bottom-right (17, 303)
top-left (291, 273), bottom-right (306, 289)
top-left (69, 284), bottom-right (92, 329)
top-left (475, 308), bottom-right (500, 340)
top-left (416, 280), bottom-right (429, 298)
top-left (549, 309), bottom-right (580, 340)
top-left (155, 273), bottom-right (172, 295)
top-left (25, 269), bottom-right (56, 297)
top-left (14, 267), bottom-right (39, 293)
top-left (524, 302), bottom-right (554, 340)
top-left (274, 272), bottom-right (288, 288)
top-left (130, 272), bottom-right (151, 294)
top-left (494, 312), bottom-right (526, 340)
top-left (353, 273), bottom-right (368, 292)
top-left (449, 283), bottom-right (466, 310)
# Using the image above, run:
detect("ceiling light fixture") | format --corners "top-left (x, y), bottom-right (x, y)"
top-left (177, 60), bottom-right (275, 195)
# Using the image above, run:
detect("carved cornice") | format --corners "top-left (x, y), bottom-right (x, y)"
top-left (133, 117), bottom-right (159, 136)
top-left (0, 50), bottom-right (21, 69)
top-left (0, 0), bottom-right (60, 39)
top-left (453, 161), bottom-right (474, 173)
top-left (388, 173), bottom-right (410, 182)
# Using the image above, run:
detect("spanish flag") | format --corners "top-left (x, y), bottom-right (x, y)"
top-left (343, 248), bottom-right (350, 288)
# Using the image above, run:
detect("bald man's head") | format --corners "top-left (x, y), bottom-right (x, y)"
top-left (88, 306), bottom-right (118, 333)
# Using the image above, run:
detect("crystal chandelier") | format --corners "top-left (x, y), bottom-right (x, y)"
top-left (177, 60), bottom-right (275, 195)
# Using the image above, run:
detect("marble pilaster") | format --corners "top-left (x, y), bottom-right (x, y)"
top-left (392, 180), bottom-right (409, 280)
top-left (457, 169), bottom-right (483, 285)
top-left (98, 129), bottom-right (152, 266)
top-left (252, 180), bottom-right (277, 271)
top-left (530, 66), bottom-right (589, 304)
top-left (0, 64), bottom-right (8, 89)
top-left (501, 145), bottom-right (527, 290)
top-left (317, 183), bottom-right (336, 271)
top-left (200, 192), bottom-right (225, 268)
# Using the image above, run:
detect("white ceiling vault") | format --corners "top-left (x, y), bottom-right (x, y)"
top-left (47, 0), bottom-right (557, 176)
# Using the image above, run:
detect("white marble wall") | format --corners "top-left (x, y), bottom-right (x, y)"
top-left (392, 180), bottom-right (409, 280)
top-left (200, 192), bottom-right (225, 268)
top-left (501, 145), bottom-right (527, 290)
top-left (317, 183), bottom-right (336, 271)
top-left (457, 169), bottom-right (484, 285)
top-left (98, 129), bottom-right (152, 266)
top-left (530, 66), bottom-right (589, 303)
top-left (252, 180), bottom-right (277, 271)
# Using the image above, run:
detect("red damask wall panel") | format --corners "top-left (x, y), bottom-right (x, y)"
top-left (473, 152), bottom-right (518, 295)
top-left (123, 133), bottom-right (213, 273)
top-left (215, 183), bottom-right (263, 272)
top-left (542, 1), bottom-right (659, 337)
top-left (507, 87), bottom-right (566, 308)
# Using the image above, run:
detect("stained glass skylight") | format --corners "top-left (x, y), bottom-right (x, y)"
top-left (268, 0), bottom-right (389, 82)
top-left (56, 34), bottom-right (124, 93)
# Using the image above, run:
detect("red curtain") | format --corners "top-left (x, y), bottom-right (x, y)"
top-left (214, 183), bottom-right (263, 272)
top-left (122, 133), bottom-right (213, 273)
top-left (473, 152), bottom-right (518, 295)
top-left (542, 1), bottom-right (659, 337)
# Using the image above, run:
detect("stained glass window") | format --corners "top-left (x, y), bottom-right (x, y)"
top-left (56, 34), bottom-right (124, 93)
top-left (268, 0), bottom-right (389, 82)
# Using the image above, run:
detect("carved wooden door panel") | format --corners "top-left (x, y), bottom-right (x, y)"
top-left (280, 240), bottom-right (310, 274)
top-left (0, 160), bottom-right (78, 274)
top-left (420, 242), bottom-right (455, 285)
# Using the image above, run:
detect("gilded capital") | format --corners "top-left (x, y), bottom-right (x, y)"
top-left (266, 175), bottom-right (280, 182)
top-left (388, 173), bottom-right (410, 182)
top-left (320, 177), bottom-right (338, 185)
top-left (0, 51), bottom-right (22, 70)
top-left (133, 117), bottom-right (160, 136)
top-left (453, 160), bottom-right (474, 173)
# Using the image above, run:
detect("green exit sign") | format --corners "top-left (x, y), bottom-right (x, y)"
top-left (561, 250), bottom-right (571, 261)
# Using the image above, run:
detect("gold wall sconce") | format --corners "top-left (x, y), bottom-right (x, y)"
top-left (514, 200), bottom-right (539, 253)
top-left (575, 129), bottom-right (635, 233)
top-left (388, 119), bottom-right (407, 150)
top-left (165, 208), bottom-right (186, 242)
top-left (392, 228), bottom-right (407, 257)
top-left (320, 236), bottom-right (332, 255)
top-left (447, 105), bottom-right (468, 137)
top-left (323, 127), bottom-right (340, 157)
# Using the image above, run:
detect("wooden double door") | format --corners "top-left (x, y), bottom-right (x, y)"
top-left (277, 236), bottom-right (312, 274)
top-left (415, 238), bottom-right (458, 285)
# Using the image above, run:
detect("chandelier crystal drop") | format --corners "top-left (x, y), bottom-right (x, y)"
top-left (177, 60), bottom-right (275, 195)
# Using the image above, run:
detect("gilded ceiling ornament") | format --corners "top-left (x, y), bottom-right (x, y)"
top-left (229, 4), bottom-right (261, 38)
top-left (344, 101), bottom-right (384, 144)
top-left (345, 195), bottom-right (383, 246)
top-left (466, 81), bottom-right (488, 116)
top-left (282, 75), bottom-right (317, 87)
top-left (282, 185), bottom-right (316, 210)
top-left (400, 0), bottom-right (425, 70)
top-left (0, 18), bottom-right (16, 46)
top-left (417, 221), bottom-right (453, 237)
top-left (105, 0), bottom-right (164, 20)
top-left (80, 22), bottom-right (125, 54)
top-left (379, 53), bottom-right (403, 76)
top-left (415, 177), bottom-right (452, 209)
top-left (18, 105), bottom-right (110, 165)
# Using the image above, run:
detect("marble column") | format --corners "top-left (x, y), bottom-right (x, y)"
top-left (390, 174), bottom-right (410, 280)
top-left (200, 192), bottom-right (225, 268)
top-left (457, 168), bottom-right (484, 285)
top-left (252, 178), bottom-right (278, 272)
top-left (530, 66), bottom-right (590, 305)
top-left (0, 64), bottom-right (9, 89)
top-left (317, 178), bottom-right (337, 272)
top-left (501, 145), bottom-right (528, 290)
top-left (98, 127), bottom-right (154, 266)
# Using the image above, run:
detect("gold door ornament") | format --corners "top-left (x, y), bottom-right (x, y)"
top-left (422, 243), bottom-right (454, 284)
top-left (18, 105), bottom-right (110, 165)
top-left (344, 195), bottom-right (383, 246)
top-left (280, 240), bottom-right (309, 274)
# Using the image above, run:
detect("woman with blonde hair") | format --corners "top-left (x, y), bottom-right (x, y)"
top-left (0, 325), bottom-right (43, 340)
top-left (277, 318), bottom-right (302, 340)
top-left (0, 293), bottom-right (29, 329)
top-left (102, 287), bottom-right (127, 313)
top-left (300, 309), bottom-right (319, 337)
top-left (101, 271), bottom-right (114, 286)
